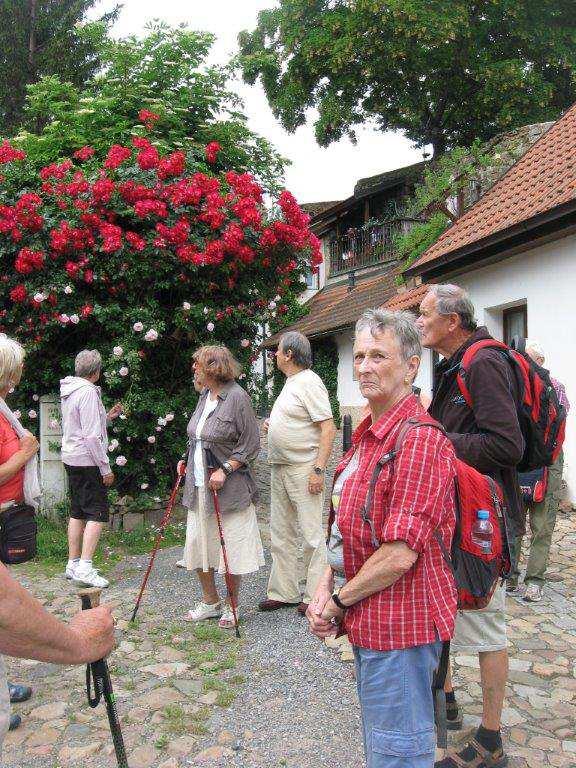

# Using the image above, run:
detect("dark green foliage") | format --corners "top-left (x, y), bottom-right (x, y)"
top-left (0, 0), bottom-right (119, 135)
top-left (312, 337), bottom-right (341, 428)
top-left (238, 0), bottom-right (576, 157)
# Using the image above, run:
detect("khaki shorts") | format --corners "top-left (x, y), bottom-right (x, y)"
top-left (451, 583), bottom-right (507, 653)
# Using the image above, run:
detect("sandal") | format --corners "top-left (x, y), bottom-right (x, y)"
top-left (218, 605), bottom-right (239, 630)
top-left (435, 738), bottom-right (508, 768)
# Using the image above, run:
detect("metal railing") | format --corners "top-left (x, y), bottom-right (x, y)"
top-left (328, 218), bottom-right (420, 275)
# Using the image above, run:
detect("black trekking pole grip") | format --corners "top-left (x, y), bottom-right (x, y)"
top-left (79, 589), bottom-right (129, 768)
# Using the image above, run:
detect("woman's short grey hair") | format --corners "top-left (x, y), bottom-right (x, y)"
top-left (355, 310), bottom-right (422, 361)
top-left (75, 349), bottom-right (102, 378)
top-left (427, 284), bottom-right (477, 332)
top-left (0, 334), bottom-right (25, 391)
top-left (279, 331), bottom-right (312, 369)
top-left (525, 340), bottom-right (545, 362)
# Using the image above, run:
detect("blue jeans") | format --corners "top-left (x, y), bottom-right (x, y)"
top-left (354, 641), bottom-right (441, 768)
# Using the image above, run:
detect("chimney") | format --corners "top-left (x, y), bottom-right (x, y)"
top-left (347, 270), bottom-right (356, 292)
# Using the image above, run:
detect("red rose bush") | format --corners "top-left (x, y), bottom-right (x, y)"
top-left (0, 127), bottom-right (321, 495)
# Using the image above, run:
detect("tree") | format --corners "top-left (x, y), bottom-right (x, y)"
top-left (237, 0), bottom-right (576, 157)
top-left (0, 0), bottom-right (119, 136)
top-left (15, 22), bottom-right (285, 193)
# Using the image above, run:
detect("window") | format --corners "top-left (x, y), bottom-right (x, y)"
top-left (305, 270), bottom-right (319, 290)
top-left (503, 306), bottom-right (527, 348)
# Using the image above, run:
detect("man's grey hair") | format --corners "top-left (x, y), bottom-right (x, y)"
top-left (355, 309), bottom-right (422, 361)
top-left (427, 284), bottom-right (477, 332)
top-left (279, 331), bottom-right (312, 369)
top-left (75, 349), bottom-right (102, 378)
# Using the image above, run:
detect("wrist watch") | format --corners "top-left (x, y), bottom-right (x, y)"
top-left (222, 461), bottom-right (234, 477)
top-left (313, 466), bottom-right (324, 476)
top-left (332, 588), bottom-right (348, 611)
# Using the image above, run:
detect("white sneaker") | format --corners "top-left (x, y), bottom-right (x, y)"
top-left (65, 563), bottom-right (78, 580)
top-left (72, 567), bottom-right (110, 589)
top-left (183, 601), bottom-right (222, 622)
top-left (218, 605), bottom-right (239, 630)
top-left (523, 583), bottom-right (543, 602)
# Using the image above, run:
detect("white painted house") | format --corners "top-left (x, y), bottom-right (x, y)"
top-left (405, 103), bottom-right (576, 501)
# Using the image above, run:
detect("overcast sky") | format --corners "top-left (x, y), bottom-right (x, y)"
top-left (91, 0), bottom-right (425, 204)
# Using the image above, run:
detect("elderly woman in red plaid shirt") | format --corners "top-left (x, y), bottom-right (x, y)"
top-left (308, 309), bottom-right (458, 768)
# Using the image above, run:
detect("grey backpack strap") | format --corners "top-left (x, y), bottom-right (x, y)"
top-left (361, 418), bottom-right (446, 548)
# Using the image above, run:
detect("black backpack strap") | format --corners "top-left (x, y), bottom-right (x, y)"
top-left (433, 640), bottom-right (451, 750)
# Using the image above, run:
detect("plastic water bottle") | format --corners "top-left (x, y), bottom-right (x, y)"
top-left (471, 510), bottom-right (493, 555)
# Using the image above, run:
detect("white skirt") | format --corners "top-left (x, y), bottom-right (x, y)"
top-left (183, 488), bottom-right (265, 575)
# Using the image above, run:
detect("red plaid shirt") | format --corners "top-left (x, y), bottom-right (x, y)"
top-left (336, 394), bottom-right (457, 651)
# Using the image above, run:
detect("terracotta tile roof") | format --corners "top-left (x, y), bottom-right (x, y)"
top-left (263, 272), bottom-right (397, 347)
top-left (408, 104), bottom-right (576, 274)
top-left (383, 283), bottom-right (432, 312)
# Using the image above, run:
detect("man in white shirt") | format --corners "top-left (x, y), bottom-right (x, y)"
top-left (259, 331), bottom-right (336, 615)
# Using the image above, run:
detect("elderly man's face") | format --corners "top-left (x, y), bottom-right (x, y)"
top-left (275, 342), bottom-right (291, 374)
top-left (353, 327), bottom-right (418, 406)
top-left (416, 292), bottom-right (454, 351)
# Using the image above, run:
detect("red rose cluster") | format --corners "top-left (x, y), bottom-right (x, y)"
top-left (0, 118), bottom-right (322, 343)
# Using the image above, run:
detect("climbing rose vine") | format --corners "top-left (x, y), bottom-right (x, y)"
top-left (0, 127), bottom-right (322, 496)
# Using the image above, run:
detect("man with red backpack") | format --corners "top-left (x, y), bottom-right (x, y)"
top-left (417, 284), bottom-right (524, 768)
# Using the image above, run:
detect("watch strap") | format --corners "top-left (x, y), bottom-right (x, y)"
top-left (332, 591), bottom-right (348, 611)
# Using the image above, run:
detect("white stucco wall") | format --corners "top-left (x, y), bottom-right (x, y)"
top-left (450, 233), bottom-right (576, 500)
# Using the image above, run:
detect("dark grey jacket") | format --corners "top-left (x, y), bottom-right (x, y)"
top-left (182, 381), bottom-right (260, 514)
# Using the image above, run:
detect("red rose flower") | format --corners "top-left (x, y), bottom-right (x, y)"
top-left (10, 285), bottom-right (27, 303)
top-left (205, 141), bottom-right (221, 164)
top-left (73, 146), bottom-right (95, 161)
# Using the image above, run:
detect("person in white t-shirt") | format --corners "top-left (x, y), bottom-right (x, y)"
top-left (259, 331), bottom-right (336, 615)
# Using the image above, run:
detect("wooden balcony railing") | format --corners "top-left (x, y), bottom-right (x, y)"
top-left (328, 218), bottom-right (421, 275)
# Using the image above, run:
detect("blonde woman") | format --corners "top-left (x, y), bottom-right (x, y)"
top-left (181, 345), bottom-right (264, 629)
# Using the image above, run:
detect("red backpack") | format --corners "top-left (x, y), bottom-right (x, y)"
top-left (457, 339), bottom-right (567, 472)
top-left (358, 417), bottom-right (510, 610)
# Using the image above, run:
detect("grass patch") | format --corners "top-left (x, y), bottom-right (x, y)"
top-left (162, 704), bottom-right (188, 736)
top-left (33, 513), bottom-right (185, 573)
top-left (155, 734), bottom-right (169, 750)
top-left (216, 689), bottom-right (236, 707)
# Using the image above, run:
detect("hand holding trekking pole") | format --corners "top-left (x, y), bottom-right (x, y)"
top-left (79, 588), bottom-right (129, 768)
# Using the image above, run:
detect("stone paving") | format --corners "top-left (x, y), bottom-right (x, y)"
top-left (2, 433), bottom-right (576, 766)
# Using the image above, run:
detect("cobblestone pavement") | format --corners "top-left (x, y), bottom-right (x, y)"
top-left (3, 436), bottom-right (576, 767)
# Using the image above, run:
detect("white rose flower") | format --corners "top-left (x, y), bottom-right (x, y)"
top-left (150, 458), bottom-right (156, 464)
top-left (140, 483), bottom-right (149, 490)
top-left (113, 346), bottom-right (123, 357)
top-left (241, 339), bottom-right (250, 348)
top-left (64, 285), bottom-right (73, 295)
top-left (70, 314), bottom-right (80, 324)
top-left (28, 410), bottom-right (37, 419)
top-left (133, 321), bottom-right (144, 332)
top-left (119, 413), bottom-right (127, 420)
top-left (13, 410), bottom-right (21, 419)
top-left (32, 394), bottom-right (39, 401)
top-left (119, 366), bottom-right (129, 377)
top-left (157, 417), bottom-right (166, 426)
top-left (155, 426), bottom-right (161, 432)
top-left (33, 292), bottom-right (45, 303)
top-left (165, 413), bottom-right (174, 422)
top-left (268, 301), bottom-right (277, 310)
top-left (126, 436), bottom-right (131, 442)
top-left (59, 314), bottom-right (70, 324)
top-left (274, 294), bottom-right (281, 302)
top-left (206, 322), bottom-right (215, 332)
top-left (115, 455), bottom-right (127, 466)
top-left (182, 302), bottom-right (191, 311)
top-left (203, 307), bottom-right (209, 315)
top-left (147, 436), bottom-right (156, 444)
top-left (144, 328), bottom-right (158, 342)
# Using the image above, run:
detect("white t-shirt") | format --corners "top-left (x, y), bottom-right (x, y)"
top-left (193, 395), bottom-right (218, 487)
top-left (267, 368), bottom-right (333, 465)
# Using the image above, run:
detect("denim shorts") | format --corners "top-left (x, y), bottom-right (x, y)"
top-left (354, 640), bottom-right (442, 768)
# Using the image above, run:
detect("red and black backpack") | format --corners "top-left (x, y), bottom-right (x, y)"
top-left (457, 339), bottom-right (567, 472)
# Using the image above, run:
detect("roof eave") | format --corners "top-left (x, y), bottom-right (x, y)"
top-left (405, 199), bottom-right (576, 280)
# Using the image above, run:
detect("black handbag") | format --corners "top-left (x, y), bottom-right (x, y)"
top-left (0, 503), bottom-right (37, 564)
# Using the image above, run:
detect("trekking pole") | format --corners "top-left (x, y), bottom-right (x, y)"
top-left (130, 453), bottom-right (187, 623)
top-left (342, 414), bottom-right (352, 454)
top-left (210, 486), bottom-right (241, 639)
top-left (79, 588), bottom-right (129, 768)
